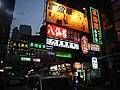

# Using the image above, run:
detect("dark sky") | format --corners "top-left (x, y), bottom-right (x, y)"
top-left (10, 0), bottom-right (45, 36)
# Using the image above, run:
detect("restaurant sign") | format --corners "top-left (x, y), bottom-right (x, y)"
top-left (46, 37), bottom-right (79, 50)
top-left (47, 1), bottom-right (89, 33)
top-left (90, 7), bottom-right (102, 45)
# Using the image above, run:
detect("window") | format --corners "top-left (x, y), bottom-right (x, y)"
top-left (117, 32), bottom-right (120, 41)
top-left (115, 21), bottom-right (120, 31)
top-left (114, 10), bottom-right (120, 21)
top-left (112, 0), bottom-right (120, 11)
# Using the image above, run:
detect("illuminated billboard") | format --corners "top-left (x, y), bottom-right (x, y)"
top-left (47, 24), bottom-right (81, 42)
top-left (46, 37), bottom-right (79, 50)
top-left (92, 57), bottom-right (98, 69)
top-left (81, 36), bottom-right (89, 54)
top-left (46, 1), bottom-right (89, 33)
top-left (90, 7), bottom-right (102, 45)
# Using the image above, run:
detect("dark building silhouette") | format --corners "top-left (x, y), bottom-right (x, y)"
top-left (0, 0), bottom-right (15, 60)
top-left (12, 25), bottom-right (32, 39)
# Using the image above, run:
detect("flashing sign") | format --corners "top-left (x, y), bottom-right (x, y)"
top-left (90, 7), bottom-right (102, 45)
top-left (47, 1), bottom-right (89, 33)
top-left (92, 57), bottom-right (98, 69)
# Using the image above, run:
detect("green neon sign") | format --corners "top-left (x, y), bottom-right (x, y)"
top-left (90, 7), bottom-right (102, 45)
top-left (56, 52), bottom-right (72, 58)
top-left (30, 42), bottom-right (46, 49)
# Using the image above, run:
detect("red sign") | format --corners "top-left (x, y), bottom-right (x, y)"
top-left (73, 62), bottom-right (82, 69)
top-left (81, 36), bottom-right (89, 54)
top-left (47, 24), bottom-right (80, 42)
top-left (47, 24), bottom-right (67, 39)
top-left (101, 13), bottom-right (107, 31)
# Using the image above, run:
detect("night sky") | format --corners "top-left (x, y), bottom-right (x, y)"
top-left (10, 0), bottom-right (45, 36)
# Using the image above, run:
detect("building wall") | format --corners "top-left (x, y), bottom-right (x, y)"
top-left (111, 0), bottom-right (120, 42)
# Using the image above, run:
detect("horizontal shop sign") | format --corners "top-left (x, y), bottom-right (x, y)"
top-left (46, 37), bottom-right (79, 50)
top-left (47, 24), bottom-right (81, 42)
top-left (88, 43), bottom-right (100, 52)
top-left (46, 1), bottom-right (89, 33)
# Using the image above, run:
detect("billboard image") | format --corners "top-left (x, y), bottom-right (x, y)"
top-left (46, 1), bottom-right (89, 33)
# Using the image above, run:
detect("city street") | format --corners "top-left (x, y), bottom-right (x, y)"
top-left (6, 84), bottom-right (120, 90)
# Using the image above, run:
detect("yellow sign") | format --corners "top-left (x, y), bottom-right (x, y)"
top-left (46, 1), bottom-right (89, 33)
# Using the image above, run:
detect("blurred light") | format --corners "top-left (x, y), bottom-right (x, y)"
top-left (72, 13), bottom-right (78, 19)
top-left (0, 69), bottom-right (4, 72)
top-left (83, 7), bottom-right (86, 10)
top-left (1, 61), bottom-right (3, 63)
top-left (52, 6), bottom-right (57, 12)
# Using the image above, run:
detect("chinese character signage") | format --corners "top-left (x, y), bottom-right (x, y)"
top-left (47, 24), bottom-right (80, 42)
top-left (7, 39), bottom-right (29, 51)
top-left (81, 36), bottom-right (89, 54)
top-left (30, 42), bottom-right (46, 49)
top-left (88, 43), bottom-right (100, 52)
top-left (90, 7), bottom-right (102, 45)
top-left (46, 1), bottom-right (89, 33)
top-left (92, 57), bottom-right (98, 69)
top-left (101, 13), bottom-right (107, 31)
top-left (46, 37), bottom-right (79, 50)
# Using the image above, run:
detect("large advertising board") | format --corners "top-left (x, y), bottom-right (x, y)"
top-left (90, 7), bottom-right (102, 45)
top-left (46, 1), bottom-right (89, 33)
top-left (47, 24), bottom-right (81, 42)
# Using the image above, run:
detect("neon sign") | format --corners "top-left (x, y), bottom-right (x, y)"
top-left (56, 52), bottom-right (72, 58)
top-left (81, 36), bottom-right (89, 54)
top-left (7, 39), bottom-right (29, 51)
top-left (30, 42), bottom-right (46, 49)
top-left (90, 7), bottom-right (102, 45)
top-left (21, 57), bottom-right (31, 61)
top-left (46, 37), bottom-right (79, 50)
top-left (101, 13), bottom-right (107, 31)
top-left (47, 24), bottom-right (81, 42)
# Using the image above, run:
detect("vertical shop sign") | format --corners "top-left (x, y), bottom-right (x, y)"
top-left (90, 7), bottom-right (102, 45)
top-left (81, 36), bottom-right (89, 54)
top-left (92, 57), bottom-right (98, 69)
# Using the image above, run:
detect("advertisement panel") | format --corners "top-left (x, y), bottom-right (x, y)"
top-left (46, 1), bottom-right (89, 33)
top-left (47, 24), bottom-right (81, 42)
top-left (90, 7), bottom-right (102, 45)
top-left (46, 37), bottom-right (79, 50)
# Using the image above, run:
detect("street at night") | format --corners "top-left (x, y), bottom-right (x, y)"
top-left (0, 0), bottom-right (120, 90)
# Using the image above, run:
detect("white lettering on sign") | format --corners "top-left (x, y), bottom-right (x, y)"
top-left (88, 43), bottom-right (100, 52)
top-left (46, 38), bottom-right (79, 50)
